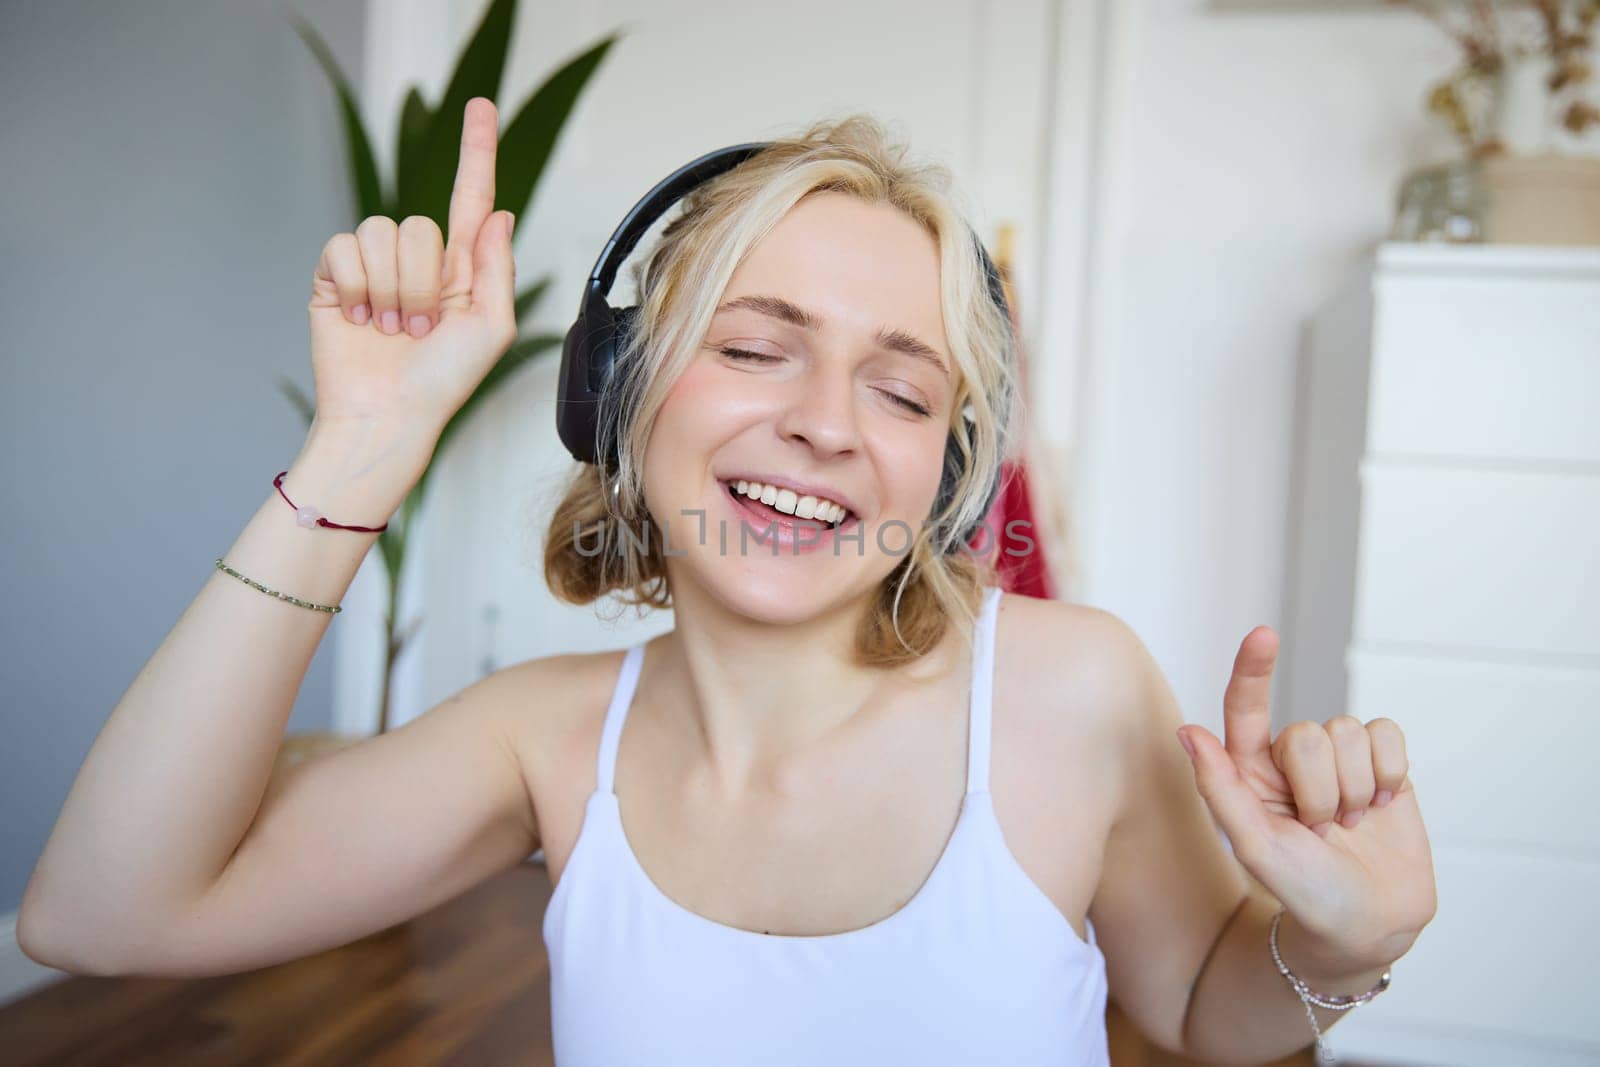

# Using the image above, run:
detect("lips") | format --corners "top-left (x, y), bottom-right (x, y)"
top-left (719, 479), bottom-right (857, 526)
top-left (715, 472), bottom-right (862, 522)
top-left (720, 480), bottom-right (860, 537)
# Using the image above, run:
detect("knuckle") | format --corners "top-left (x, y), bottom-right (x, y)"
top-left (1365, 716), bottom-right (1402, 737)
top-left (399, 214), bottom-right (443, 241)
top-left (1367, 718), bottom-right (1408, 756)
top-left (356, 214), bottom-right (397, 240)
top-left (1280, 721), bottom-right (1323, 756)
top-left (1324, 714), bottom-right (1366, 742)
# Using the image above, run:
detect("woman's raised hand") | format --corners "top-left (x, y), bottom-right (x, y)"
top-left (307, 97), bottom-right (518, 447)
top-left (1176, 626), bottom-right (1438, 971)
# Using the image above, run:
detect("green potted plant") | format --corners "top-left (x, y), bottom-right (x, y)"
top-left (276, 0), bottom-right (621, 767)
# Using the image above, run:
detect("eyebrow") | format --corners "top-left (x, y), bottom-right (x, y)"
top-left (714, 294), bottom-right (949, 379)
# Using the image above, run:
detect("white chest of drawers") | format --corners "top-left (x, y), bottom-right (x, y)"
top-left (1282, 243), bottom-right (1600, 1067)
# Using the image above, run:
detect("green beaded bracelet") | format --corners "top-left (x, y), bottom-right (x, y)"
top-left (214, 557), bottom-right (342, 614)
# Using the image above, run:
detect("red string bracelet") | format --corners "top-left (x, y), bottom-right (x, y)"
top-left (273, 470), bottom-right (390, 532)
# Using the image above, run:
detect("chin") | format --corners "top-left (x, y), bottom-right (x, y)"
top-left (701, 572), bottom-right (862, 627)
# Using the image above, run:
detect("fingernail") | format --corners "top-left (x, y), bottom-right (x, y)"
top-left (1176, 728), bottom-right (1196, 760)
top-left (407, 314), bottom-right (430, 338)
top-left (381, 309), bottom-right (400, 334)
top-left (1312, 821), bottom-right (1332, 838)
top-left (505, 210), bottom-right (516, 236)
top-left (351, 303), bottom-right (369, 325)
top-left (1375, 789), bottom-right (1393, 807)
top-left (1340, 809), bottom-right (1364, 829)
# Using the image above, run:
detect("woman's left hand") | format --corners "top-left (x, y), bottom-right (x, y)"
top-left (1176, 626), bottom-right (1438, 973)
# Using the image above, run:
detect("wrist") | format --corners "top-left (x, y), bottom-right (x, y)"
top-left (1274, 908), bottom-right (1393, 995)
top-left (303, 412), bottom-right (438, 464)
top-left (287, 421), bottom-right (434, 528)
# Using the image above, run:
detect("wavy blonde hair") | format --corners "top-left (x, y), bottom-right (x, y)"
top-left (543, 111), bottom-right (1020, 666)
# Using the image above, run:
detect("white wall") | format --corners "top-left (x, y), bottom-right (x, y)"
top-left (1072, 0), bottom-right (1461, 727)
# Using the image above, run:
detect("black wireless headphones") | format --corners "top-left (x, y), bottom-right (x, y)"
top-left (555, 142), bottom-right (1013, 551)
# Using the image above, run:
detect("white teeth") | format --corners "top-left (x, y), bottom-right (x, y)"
top-left (726, 479), bottom-right (851, 524)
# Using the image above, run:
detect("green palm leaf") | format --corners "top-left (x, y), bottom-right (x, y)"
top-left (408, 0), bottom-right (518, 231)
top-left (494, 35), bottom-right (622, 223)
top-left (286, 10), bottom-right (383, 218)
top-left (515, 274), bottom-right (554, 327)
top-left (394, 87), bottom-right (434, 218)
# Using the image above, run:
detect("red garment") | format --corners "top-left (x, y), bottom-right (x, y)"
top-left (961, 228), bottom-right (1059, 600)
top-left (971, 458), bottom-right (1056, 599)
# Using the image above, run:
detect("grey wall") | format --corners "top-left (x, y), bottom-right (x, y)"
top-left (1, 0), bottom-right (367, 914)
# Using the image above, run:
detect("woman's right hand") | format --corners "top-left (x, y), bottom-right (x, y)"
top-left (306, 96), bottom-right (519, 449)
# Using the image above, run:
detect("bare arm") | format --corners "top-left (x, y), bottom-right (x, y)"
top-left (18, 425), bottom-right (432, 973)
top-left (1082, 613), bottom-right (1252, 1055)
top-left (127, 646), bottom-right (542, 978)
top-left (1090, 616), bottom-right (1433, 1062)
top-left (18, 96), bottom-right (527, 976)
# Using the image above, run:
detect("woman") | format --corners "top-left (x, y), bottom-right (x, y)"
top-left (19, 98), bottom-right (1437, 1065)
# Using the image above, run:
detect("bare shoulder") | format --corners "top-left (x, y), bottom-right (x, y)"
top-left (992, 590), bottom-right (1170, 827)
top-left (983, 592), bottom-right (1160, 937)
top-left (995, 590), bottom-right (1151, 745)
top-left (476, 646), bottom-right (630, 783)
top-left (438, 645), bottom-right (631, 854)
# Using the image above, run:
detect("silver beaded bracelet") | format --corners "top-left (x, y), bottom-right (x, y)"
top-left (214, 557), bottom-right (342, 614)
top-left (1269, 908), bottom-right (1392, 1065)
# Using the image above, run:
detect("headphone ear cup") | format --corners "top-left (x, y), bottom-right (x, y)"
top-left (594, 304), bottom-right (641, 473)
top-left (933, 412), bottom-right (1003, 552)
top-left (932, 432), bottom-right (964, 530)
top-left (558, 313), bottom-right (601, 465)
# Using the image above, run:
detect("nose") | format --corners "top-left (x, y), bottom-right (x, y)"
top-left (774, 359), bottom-right (862, 459)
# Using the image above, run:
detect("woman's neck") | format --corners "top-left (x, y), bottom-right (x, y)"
top-left (646, 583), bottom-right (960, 799)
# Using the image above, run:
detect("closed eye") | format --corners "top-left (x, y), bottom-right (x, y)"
top-left (716, 347), bottom-right (933, 417)
top-left (717, 346), bottom-right (781, 365)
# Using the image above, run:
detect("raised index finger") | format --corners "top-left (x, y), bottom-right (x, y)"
top-left (444, 97), bottom-right (500, 273)
top-left (1221, 625), bottom-right (1278, 761)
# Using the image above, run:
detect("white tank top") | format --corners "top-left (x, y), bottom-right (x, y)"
top-left (542, 586), bottom-right (1111, 1065)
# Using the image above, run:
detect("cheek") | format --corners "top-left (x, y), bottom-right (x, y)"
top-left (644, 362), bottom-right (748, 495)
top-left (874, 425), bottom-right (949, 513)
top-left (650, 363), bottom-right (719, 454)
top-left (655, 360), bottom-right (772, 445)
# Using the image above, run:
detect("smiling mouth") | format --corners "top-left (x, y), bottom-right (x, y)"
top-left (720, 480), bottom-right (857, 529)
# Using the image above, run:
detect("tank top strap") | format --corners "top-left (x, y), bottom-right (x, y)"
top-left (966, 585), bottom-right (1004, 795)
top-left (596, 642), bottom-right (646, 795)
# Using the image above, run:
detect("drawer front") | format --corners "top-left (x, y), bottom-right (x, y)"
top-left (1369, 269), bottom-right (1600, 464)
top-left (1347, 649), bottom-right (1600, 855)
top-left (1354, 463), bottom-right (1600, 657)
top-left (1332, 844), bottom-right (1600, 1057)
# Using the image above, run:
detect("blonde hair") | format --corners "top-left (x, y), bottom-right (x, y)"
top-left (543, 111), bottom-right (1020, 667)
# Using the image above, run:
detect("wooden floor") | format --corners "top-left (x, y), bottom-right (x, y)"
top-left (1, 860), bottom-right (1319, 1066)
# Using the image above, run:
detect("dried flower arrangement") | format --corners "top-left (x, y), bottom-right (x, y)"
top-left (1391, 0), bottom-right (1600, 154)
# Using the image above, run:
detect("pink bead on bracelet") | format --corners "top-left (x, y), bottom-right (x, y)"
top-left (273, 470), bottom-right (390, 532)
